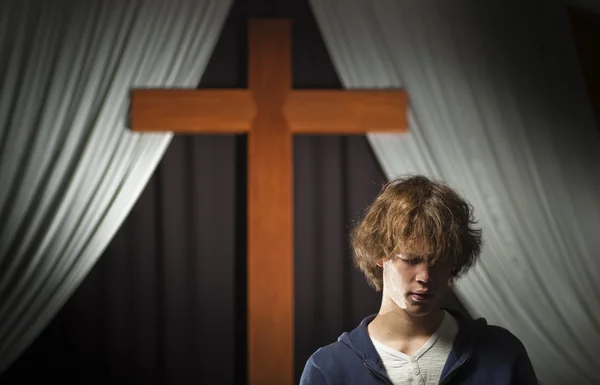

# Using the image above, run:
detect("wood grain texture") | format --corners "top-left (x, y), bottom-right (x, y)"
top-left (130, 89), bottom-right (255, 133)
top-left (286, 90), bottom-right (408, 134)
top-left (247, 19), bottom-right (294, 385)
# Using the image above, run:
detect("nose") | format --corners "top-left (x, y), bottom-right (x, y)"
top-left (415, 263), bottom-right (430, 283)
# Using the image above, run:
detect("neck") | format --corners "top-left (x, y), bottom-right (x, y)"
top-left (369, 296), bottom-right (445, 341)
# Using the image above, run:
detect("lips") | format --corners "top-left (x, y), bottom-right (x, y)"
top-left (409, 292), bottom-right (434, 301)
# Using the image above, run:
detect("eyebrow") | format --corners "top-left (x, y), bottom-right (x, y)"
top-left (397, 253), bottom-right (446, 266)
top-left (397, 251), bottom-right (431, 257)
top-left (396, 253), bottom-right (423, 260)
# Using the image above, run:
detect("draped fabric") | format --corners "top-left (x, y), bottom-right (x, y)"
top-left (0, 0), bottom-right (231, 374)
top-left (310, 0), bottom-right (600, 384)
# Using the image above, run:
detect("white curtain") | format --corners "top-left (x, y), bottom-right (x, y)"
top-left (0, 0), bottom-right (231, 374)
top-left (310, 0), bottom-right (600, 384)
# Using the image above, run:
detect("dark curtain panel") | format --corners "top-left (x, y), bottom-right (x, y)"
top-left (293, 136), bottom-right (384, 381)
top-left (568, 6), bottom-right (600, 133)
top-left (1, 1), bottom-right (469, 384)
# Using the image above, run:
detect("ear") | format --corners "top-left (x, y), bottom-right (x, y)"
top-left (376, 259), bottom-right (384, 267)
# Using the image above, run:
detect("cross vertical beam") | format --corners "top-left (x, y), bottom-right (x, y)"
top-left (247, 19), bottom-right (294, 385)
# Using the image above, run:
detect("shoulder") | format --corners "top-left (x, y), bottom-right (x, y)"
top-left (450, 310), bottom-right (527, 355)
top-left (477, 324), bottom-right (527, 352)
top-left (447, 311), bottom-right (537, 382)
top-left (471, 323), bottom-right (534, 370)
top-left (451, 312), bottom-right (530, 361)
top-left (300, 341), bottom-right (361, 384)
top-left (473, 324), bottom-right (538, 383)
top-left (307, 340), bottom-right (354, 368)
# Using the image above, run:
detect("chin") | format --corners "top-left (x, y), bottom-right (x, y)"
top-left (403, 297), bottom-right (439, 316)
top-left (400, 306), bottom-right (430, 317)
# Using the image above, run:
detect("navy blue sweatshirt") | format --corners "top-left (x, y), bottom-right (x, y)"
top-left (300, 309), bottom-right (537, 384)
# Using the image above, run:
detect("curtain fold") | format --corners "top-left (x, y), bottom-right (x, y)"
top-left (0, 0), bottom-right (232, 374)
top-left (310, 0), bottom-right (600, 384)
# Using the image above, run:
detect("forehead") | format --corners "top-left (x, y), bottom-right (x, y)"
top-left (396, 235), bottom-right (457, 260)
top-left (396, 243), bottom-right (435, 258)
top-left (396, 250), bottom-right (452, 265)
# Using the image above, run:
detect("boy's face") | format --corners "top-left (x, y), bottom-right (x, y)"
top-left (381, 254), bottom-right (453, 316)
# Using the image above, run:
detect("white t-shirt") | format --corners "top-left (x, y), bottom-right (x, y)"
top-left (370, 311), bottom-right (459, 385)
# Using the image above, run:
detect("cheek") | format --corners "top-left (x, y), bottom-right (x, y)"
top-left (383, 261), bottom-right (414, 289)
top-left (383, 261), bottom-right (408, 281)
top-left (431, 266), bottom-right (453, 287)
top-left (436, 263), bottom-right (453, 276)
top-left (383, 265), bottom-right (406, 285)
top-left (382, 261), bottom-right (409, 309)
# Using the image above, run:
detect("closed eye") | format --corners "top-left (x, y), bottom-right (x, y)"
top-left (401, 258), bottom-right (423, 265)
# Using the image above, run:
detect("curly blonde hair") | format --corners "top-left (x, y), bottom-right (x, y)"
top-left (350, 175), bottom-right (482, 291)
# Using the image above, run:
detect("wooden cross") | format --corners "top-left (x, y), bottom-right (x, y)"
top-left (130, 18), bottom-right (407, 385)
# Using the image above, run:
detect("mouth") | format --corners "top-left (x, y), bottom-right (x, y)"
top-left (409, 292), bottom-right (434, 302)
